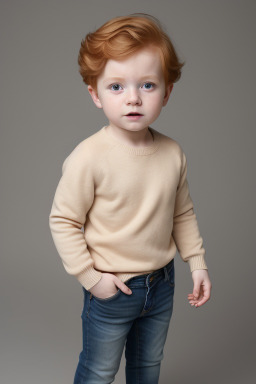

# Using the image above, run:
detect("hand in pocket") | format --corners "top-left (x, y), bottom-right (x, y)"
top-left (89, 273), bottom-right (132, 299)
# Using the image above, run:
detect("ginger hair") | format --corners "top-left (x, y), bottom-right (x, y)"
top-left (78, 13), bottom-right (185, 89)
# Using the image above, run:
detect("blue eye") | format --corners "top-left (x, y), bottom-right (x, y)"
top-left (143, 82), bottom-right (154, 90)
top-left (110, 84), bottom-right (122, 91)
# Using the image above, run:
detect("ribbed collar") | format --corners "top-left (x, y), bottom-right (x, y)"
top-left (101, 125), bottom-right (160, 156)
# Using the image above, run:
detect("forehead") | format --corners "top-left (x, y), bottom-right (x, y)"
top-left (99, 46), bottom-right (164, 81)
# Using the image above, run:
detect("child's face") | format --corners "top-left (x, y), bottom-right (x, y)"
top-left (88, 46), bottom-right (173, 134)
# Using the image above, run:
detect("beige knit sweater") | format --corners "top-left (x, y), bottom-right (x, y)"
top-left (49, 126), bottom-right (207, 290)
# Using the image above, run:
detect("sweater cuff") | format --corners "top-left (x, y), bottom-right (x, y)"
top-left (187, 255), bottom-right (208, 272)
top-left (76, 267), bottom-right (103, 291)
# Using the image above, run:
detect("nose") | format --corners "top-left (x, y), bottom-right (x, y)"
top-left (126, 87), bottom-right (142, 105)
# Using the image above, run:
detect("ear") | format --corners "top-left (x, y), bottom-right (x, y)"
top-left (87, 85), bottom-right (103, 109)
top-left (162, 83), bottom-right (174, 107)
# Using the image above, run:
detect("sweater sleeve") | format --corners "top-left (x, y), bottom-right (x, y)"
top-left (49, 146), bottom-right (102, 290)
top-left (172, 151), bottom-right (208, 271)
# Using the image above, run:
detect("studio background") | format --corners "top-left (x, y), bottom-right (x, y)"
top-left (1, 1), bottom-right (255, 383)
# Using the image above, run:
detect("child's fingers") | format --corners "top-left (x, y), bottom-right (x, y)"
top-left (188, 292), bottom-right (203, 306)
top-left (187, 293), bottom-right (200, 301)
top-left (194, 296), bottom-right (208, 307)
top-left (114, 277), bottom-right (132, 295)
top-left (187, 293), bottom-right (197, 306)
top-left (192, 280), bottom-right (201, 299)
top-left (195, 287), bottom-right (211, 307)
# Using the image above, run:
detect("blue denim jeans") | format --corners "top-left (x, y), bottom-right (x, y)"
top-left (74, 259), bottom-right (175, 384)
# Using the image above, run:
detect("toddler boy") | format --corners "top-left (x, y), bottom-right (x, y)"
top-left (49, 13), bottom-right (212, 384)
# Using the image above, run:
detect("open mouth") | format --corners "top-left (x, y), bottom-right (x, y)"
top-left (126, 113), bottom-right (143, 116)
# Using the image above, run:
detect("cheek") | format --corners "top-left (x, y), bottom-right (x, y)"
top-left (100, 95), bottom-right (111, 108)
top-left (101, 98), bottom-right (119, 118)
top-left (148, 94), bottom-right (164, 112)
top-left (103, 95), bottom-right (119, 107)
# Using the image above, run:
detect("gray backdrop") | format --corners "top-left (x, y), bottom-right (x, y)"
top-left (1, 0), bottom-right (255, 383)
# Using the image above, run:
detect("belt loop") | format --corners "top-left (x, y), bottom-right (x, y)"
top-left (164, 266), bottom-right (168, 282)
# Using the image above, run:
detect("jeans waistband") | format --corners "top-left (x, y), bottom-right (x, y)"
top-left (125, 258), bottom-right (174, 288)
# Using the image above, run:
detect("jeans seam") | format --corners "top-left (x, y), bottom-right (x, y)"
top-left (80, 293), bottom-right (91, 373)
top-left (86, 294), bottom-right (92, 317)
top-left (85, 317), bottom-right (89, 368)
top-left (136, 320), bottom-right (140, 384)
top-left (169, 264), bottom-right (175, 288)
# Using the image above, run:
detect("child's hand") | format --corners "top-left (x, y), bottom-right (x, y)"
top-left (188, 269), bottom-right (212, 308)
top-left (89, 273), bottom-right (132, 299)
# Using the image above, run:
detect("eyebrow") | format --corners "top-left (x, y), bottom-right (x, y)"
top-left (103, 75), bottom-right (160, 84)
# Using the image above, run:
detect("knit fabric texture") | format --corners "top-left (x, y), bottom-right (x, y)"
top-left (49, 126), bottom-right (207, 290)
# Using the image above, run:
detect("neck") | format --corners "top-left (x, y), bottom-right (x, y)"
top-left (106, 125), bottom-right (154, 147)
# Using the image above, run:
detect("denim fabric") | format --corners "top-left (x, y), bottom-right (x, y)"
top-left (74, 259), bottom-right (175, 384)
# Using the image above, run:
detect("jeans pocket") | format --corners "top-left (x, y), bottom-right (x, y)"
top-left (91, 289), bottom-right (121, 302)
